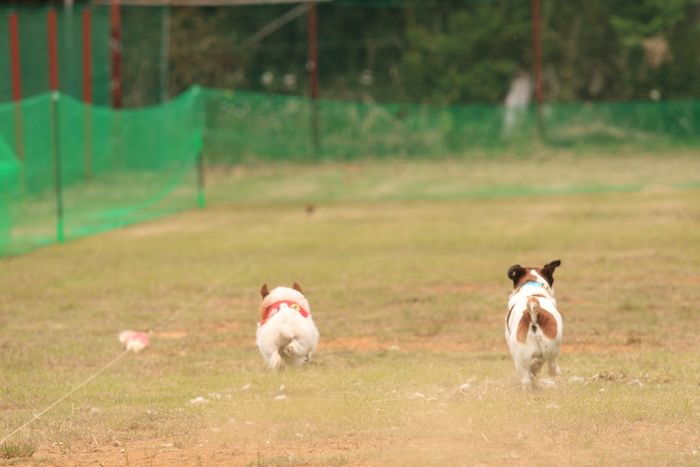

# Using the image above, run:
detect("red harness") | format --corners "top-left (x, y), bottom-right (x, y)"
top-left (260, 300), bottom-right (309, 327)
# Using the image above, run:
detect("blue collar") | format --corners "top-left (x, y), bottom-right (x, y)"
top-left (520, 281), bottom-right (547, 289)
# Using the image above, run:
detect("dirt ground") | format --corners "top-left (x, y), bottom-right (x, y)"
top-left (30, 436), bottom-right (388, 467)
top-left (16, 334), bottom-right (686, 467)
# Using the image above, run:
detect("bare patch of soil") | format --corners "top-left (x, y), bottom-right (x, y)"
top-left (29, 436), bottom-right (376, 467)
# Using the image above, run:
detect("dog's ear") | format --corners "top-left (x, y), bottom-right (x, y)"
top-left (541, 260), bottom-right (561, 285)
top-left (292, 282), bottom-right (303, 294)
top-left (260, 284), bottom-right (270, 298)
top-left (508, 265), bottom-right (526, 284)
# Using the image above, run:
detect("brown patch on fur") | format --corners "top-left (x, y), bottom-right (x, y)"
top-left (541, 260), bottom-right (561, 286)
top-left (513, 271), bottom-right (544, 289)
top-left (537, 308), bottom-right (558, 340)
top-left (531, 293), bottom-right (548, 299)
top-left (516, 300), bottom-right (558, 343)
top-left (505, 303), bottom-right (517, 333)
top-left (259, 284), bottom-right (270, 321)
top-left (516, 313), bottom-right (532, 344)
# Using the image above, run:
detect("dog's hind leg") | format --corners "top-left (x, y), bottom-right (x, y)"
top-left (520, 372), bottom-right (539, 391)
top-left (548, 359), bottom-right (560, 377)
top-left (529, 354), bottom-right (544, 377)
top-left (270, 352), bottom-right (285, 372)
top-left (515, 360), bottom-right (535, 391)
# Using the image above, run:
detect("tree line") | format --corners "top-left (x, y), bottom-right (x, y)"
top-left (117, 0), bottom-right (700, 105)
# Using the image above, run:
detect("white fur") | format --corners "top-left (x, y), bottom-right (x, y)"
top-left (256, 286), bottom-right (319, 372)
top-left (529, 270), bottom-right (547, 285)
top-left (505, 281), bottom-right (562, 390)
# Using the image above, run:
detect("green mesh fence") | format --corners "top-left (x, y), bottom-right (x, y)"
top-left (0, 134), bottom-right (20, 256)
top-left (2, 1), bottom-right (698, 258)
top-left (202, 87), bottom-right (700, 163)
top-left (0, 87), bottom-right (203, 257)
top-left (1, 84), bottom-right (698, 256)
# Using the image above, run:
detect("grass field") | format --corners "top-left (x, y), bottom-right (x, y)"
top-left (2, 153), bottom-right (700, 466)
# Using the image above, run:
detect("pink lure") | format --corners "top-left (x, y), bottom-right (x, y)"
top-left (119, 330), bottom-right (150, 353)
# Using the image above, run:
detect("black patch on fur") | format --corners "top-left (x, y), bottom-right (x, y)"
top-left (508, 265), bottom-right (527, 287)
top-left (540, 260), bottom-right (561, 286)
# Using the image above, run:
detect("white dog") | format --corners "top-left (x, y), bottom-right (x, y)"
top-left (505, 260), bottom-right (563, 390)
top-left (256, 282), bottom-right (319, 372)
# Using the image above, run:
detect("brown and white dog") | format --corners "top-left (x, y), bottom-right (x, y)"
top-left (256, 282), bottom-right (319, 372)
top-left (505, 260), bottom-right (562, 390)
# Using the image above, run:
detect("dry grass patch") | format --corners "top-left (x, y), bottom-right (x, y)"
top-left (1, 155), bottom-right (700, 466)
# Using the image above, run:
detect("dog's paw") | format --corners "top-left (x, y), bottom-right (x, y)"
top-left (539, 378), bottom-right (557, 389)
top-left (284, 340), bottom-right (304, 357)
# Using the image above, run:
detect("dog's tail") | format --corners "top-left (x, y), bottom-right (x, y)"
top-left (283, 338), bottom-right (305, 358)
top-left (526, 297), bottom-right (546, 377)
top-left (527, 297), bottom-right (541, 331)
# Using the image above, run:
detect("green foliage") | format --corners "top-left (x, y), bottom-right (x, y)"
top-left (143, 0), bottom-right (700, 105)
top-left (610, 0), bottom-right (690, 44)
top-left (402, 5), bottom-right (530, 103)
top-left (1, 1), bottom-right (699, 106)
top-left (0, 442), bottom-right (36, 459)
top-left (543, 0), bottom-right (700, 101)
